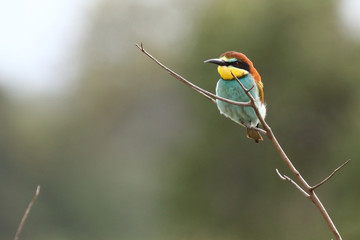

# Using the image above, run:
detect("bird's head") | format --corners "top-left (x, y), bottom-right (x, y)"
top-left (204, 51), bottom-right (261, 82)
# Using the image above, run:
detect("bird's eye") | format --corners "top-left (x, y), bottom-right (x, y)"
top-left (230, 61), bottom-right (251, 71)
top-left (233, 61), bottom-right (240, 67)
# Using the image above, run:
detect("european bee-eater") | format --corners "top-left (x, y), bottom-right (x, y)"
top-left (205, 51), bottom-right (266, 143)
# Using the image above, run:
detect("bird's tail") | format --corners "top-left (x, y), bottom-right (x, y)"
top-left (246, 128), bottom-right (263, 143)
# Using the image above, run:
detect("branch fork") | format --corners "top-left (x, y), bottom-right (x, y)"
top-left (310, 159), bottom-right (350, 191)
top-left (136, 43), bottom-right (350, 240)
top-left (275, 158), bottom-right (350, 200)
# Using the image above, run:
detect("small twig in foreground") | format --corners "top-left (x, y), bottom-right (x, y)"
top-left (311, 159), bottom-right (351, 191)
top-left (14, 185), bottom-right (40, 240)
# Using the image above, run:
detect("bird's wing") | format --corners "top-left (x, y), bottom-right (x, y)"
top-left (256, 81), bottom-right (264, 104)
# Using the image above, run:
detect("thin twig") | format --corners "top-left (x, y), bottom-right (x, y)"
top-left (276, 169), bottom-right (310, 198)
top-left (311, 159), bottom-right (351, 191)
top-left (136, 43), bottom-right (348, 240)
top-left (135, 43), bottom-right (251, 107)
top-left (195, 88), bottom-right (216, 103)
top-left (14, 185), bottom-right (40, 240)
top-left (245, 85), bottom-right (254, 93)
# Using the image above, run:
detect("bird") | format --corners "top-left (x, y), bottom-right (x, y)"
top-left (204, 51), bottom-right (266, 143)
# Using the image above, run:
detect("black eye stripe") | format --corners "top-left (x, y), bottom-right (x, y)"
top-left (225, 61), bottom-right (250, 72)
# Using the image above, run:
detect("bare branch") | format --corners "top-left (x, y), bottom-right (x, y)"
top-left (135, 43), bottom-right (252, 107)
top-left (231, 71), bottom-right (343, 240)
top-left (231, 72), bottom-right (271, 132)
top-left (194, 88), bottom-right (216, 103)
top-left (276, 169), bottom-right (310, 198)
top-left (14, 185), bottom-right (40, 240)
top-left (232, 74), bottom-right (255, 101)
top-left (311, 159), bottom-right (351, 191)
top-left (136, 44), bottom-right (348, 240)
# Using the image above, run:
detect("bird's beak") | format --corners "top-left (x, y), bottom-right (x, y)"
top-left (204, 57), bottom-right (248, 80)
top-left (204, 58), bottom-right (226, 66)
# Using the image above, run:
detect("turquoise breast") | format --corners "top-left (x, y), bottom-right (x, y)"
top-left (215, 75), bottom-right (263, 128)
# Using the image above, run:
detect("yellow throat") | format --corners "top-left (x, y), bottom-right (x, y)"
top-left (217, 56), bottom-right (249, 80)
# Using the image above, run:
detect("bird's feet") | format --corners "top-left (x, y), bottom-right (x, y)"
top-left (239, 120), bottom-right (251, 129)
top-left (239, 120), bottom-right (263, 143)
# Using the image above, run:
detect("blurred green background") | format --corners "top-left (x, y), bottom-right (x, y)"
top-left (1, 0), bottom-right (360, 239)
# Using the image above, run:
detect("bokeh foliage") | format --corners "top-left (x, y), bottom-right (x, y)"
top-left (1, 0), bottom-right (360, 239)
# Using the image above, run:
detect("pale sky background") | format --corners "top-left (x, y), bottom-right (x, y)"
top-left (0, 0), bottom-right (358, 98)
top-left (0, 0), bottom-right (97, 97)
